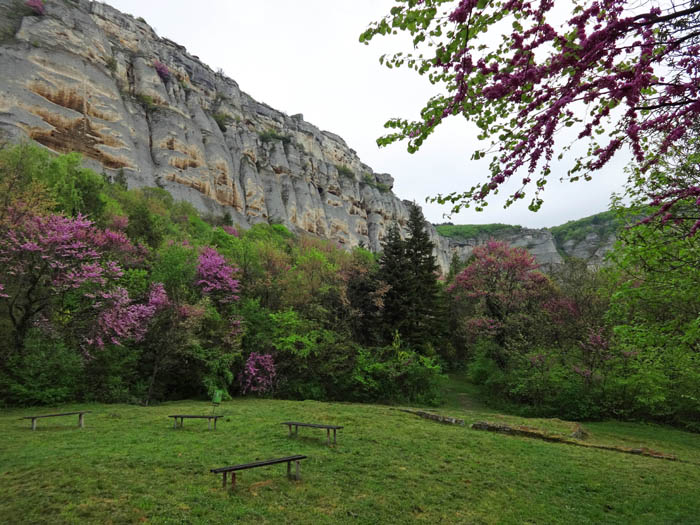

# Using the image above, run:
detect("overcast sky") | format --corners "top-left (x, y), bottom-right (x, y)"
top-left (106, 0), bottom-right (629, 228)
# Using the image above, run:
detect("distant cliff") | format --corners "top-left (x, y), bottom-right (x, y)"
top-left (436, 211), bottom-right (619, 267)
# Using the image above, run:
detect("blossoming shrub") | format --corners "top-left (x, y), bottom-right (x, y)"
top-left (239, 352), bottom-right (276, 395)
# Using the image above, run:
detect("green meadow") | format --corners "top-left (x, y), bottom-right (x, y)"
top-left (2, 391), bottom-right (698, 524)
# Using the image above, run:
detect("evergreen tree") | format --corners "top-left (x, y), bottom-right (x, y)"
top-left (378, 204), bottom-right (442, 351)
top-left (403, 203), bottom-right (441, 349)
top-left (377, 224), bottom-right (412, 342)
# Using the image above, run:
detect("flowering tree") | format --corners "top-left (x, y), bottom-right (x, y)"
top-left (0, 210), bottom-right (154, 354)
top-left (196, 247), bottom-right (240, 304)
top-left (361, 1), bottom-right (700, 219)
top-left (86, 283), bottom-right (169, 350)
top-left (448, 240), bottom-right (554, 361)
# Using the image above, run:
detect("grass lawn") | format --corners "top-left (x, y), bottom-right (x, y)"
top-left (1, 393), bottom-right (699, 524)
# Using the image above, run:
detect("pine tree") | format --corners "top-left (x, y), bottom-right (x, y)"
top-left (377, 204), bottom-right (442, 351)
top-left (403, 203), bottom-right (441, 349)
top-left (377, 224), bottom-right (412, 342)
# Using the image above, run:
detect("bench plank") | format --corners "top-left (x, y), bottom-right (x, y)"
top-left (211, 455), bottom-right (307, 473)
top-left (281, 421), bottom-right (343, 429)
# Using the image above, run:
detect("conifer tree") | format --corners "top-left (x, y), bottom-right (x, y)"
top-left (403, 203), bottom-right (441, 349)
top-left (378, 204), bottom-right (442, 351)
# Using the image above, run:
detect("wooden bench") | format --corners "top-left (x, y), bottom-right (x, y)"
top-left (20, 411), bottom-right (91, 431)
top-left (169, 414), bottom-right (222, 430)
top-left (282, 421), bottom-right (343, 446)
top-left (211, 455), bottom-right (307, 489)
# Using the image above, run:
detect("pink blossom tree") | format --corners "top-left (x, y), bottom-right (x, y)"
top-left (0, 210), bottom-right (154, 354)
top-left (448, 240), bottom-right (554, 363)
top-left (196, 247), bottom-right (240, 304)
top-left (362, 1), bottom-right (700, 224)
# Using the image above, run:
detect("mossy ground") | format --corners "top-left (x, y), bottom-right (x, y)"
top-left (2, 390), bottom-right (699, 524)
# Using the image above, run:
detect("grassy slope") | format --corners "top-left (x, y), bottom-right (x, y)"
top-left (1, 395), bottom-right (699, 524)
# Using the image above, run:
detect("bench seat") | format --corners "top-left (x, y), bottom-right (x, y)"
top-left (282, 421), bottom-right (343, 445)
top-left (20, 411), bottom-right (91, 430)
top-left (211, 455), bottom-right (307, 489)
top-left (168, 414), bottom-right (222, 430)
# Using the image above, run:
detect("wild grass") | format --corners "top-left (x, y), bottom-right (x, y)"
top-left (1, 394), bottom-right (699, 524)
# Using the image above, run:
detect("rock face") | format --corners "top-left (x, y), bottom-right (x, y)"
top-left (0, 0), bottom-right (453, 270)
top-left (447, 228), bottom-right (564, 267)
top-left (440, 226), bottom-right (616, 268)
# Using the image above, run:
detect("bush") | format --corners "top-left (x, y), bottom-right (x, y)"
top-left (153, 60), bottom-right (170, 83)
top-left (0, 331), bottom-right (83, 406)
top-left (25, 0), bottom-right (45, 16)
top-left (212, 112), bottom-right (232, 133)
top-left (335, 164), bottom-right (354, 178)
top-left (259, 130), bottom-right (291, 145)
top-left (135, 93), bottom-right (156, 112)
top-left (361, 173), bottom-right (390, 193)
top-left (106, 56), bottom-right (117, 72)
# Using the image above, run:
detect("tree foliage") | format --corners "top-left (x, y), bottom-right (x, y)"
top-left (361, 0), bottom-right (700, 216)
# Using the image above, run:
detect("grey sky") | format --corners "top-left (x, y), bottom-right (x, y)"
top-left (106, 0), bottom-right (628, 228)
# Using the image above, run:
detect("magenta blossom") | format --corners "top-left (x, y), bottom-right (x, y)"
top-left (239, 352), bottom-right (277, 395)
top-left (26, 0), bottom-right (45, 15)
top-left (196, 247), bottom-right (240, 303)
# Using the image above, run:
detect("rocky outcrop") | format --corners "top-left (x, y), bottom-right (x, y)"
top-left (0, 0), bottom-right (452, 269)
top-left (442, 226), bottom-right (616, 268)
top-left (446, 228), bottom-right (564, 267)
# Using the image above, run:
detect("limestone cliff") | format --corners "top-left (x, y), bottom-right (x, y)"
top-left (436, 211), bottom-right (619, 268)
top-left (0, 0), bottom-right (454, 269)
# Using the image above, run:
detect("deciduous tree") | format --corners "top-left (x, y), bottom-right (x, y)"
top-left (362, 0), bottom-right (700, 219)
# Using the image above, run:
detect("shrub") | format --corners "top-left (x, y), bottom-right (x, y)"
top-left (105, 56), bottom-right (117, 72)
top-left (335, 164), bottom-right (354, 178)
top-left (259, 130), bottom-right (291, 145)
top-left (153, 60), bottom-right (170, 82)
top-left (0, 330), bottom-right (82, 405)
top-left (212, 112), bottom-right (231, 133)
top-left (135, 93), bottom-right (156, 112)
top-left (361, 173), bottom-right (390, 193)
top-left (25, 0), bottom-right (45, 16)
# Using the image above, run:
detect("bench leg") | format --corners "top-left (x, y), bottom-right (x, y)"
top-left (222, 471), bottom-right (227, 488)
top-left (79, 413), bottom-right (85, 428)
top-left (287, 461), bottom-right (291, 479)
top-left (231, 472), bottom-right (236, 490)
top-left (295, 460), bottom-right (301, 481)
top-left (31, 418), bottom-right (36, 431)
top-left (333, 428), bottom-right (337, 444)
top-left (288, 424), bottom-right (292, 436)
top-left (327, 428), bottom-right (330, 446)
top-left (295, 425), bottom-right (298, 435)
top-left (214, 418), bottom-right (217, 430)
